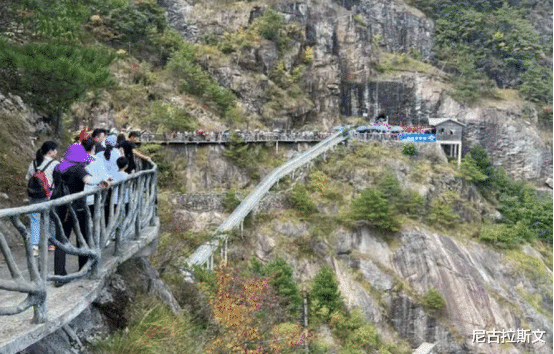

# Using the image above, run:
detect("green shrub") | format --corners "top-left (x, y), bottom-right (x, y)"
top-left (290, 183), bottom-right (316, 217)
top-left (222, 189), bottom-right (241, 213)
top-left (427, 198), bottom-right (459, 229)
top-left (422, 288), bottom-right (446, 312)
top-left (14, 0), bottom-right (90, 42)
top-left (223, 132), bottom-right (261, 178)
top-left (398, 189), bottom-right (425, 219)
top-left (145, 101), bottom-right (197, 132)
top-left (256, 9), bottom-right (284, 41)
top-left (91, 297), bottom-right (206, 354)
top-left (192, 265), bottom-right (218, 295)
top-left (402, 143), bottom-right (418, 156)
top-left (481, 221), bottom-right (539, 248)
top-left (106, 0), bottom-right (167, 44)
top-left (418, 1), bottom-right (552, 104)
top-left (167, 45), bottom-right (237, 116)
top-left (250, 257), bottom-right (264, 276)
top-left (353, 14), bottom-right (367, 27)
top-left (496, 180), bottom-right (553, 244)
top-left (460, 153), bottom-right (488, 182)
top-left (378, 170), bottom-right (402, 209)
top-left (350, 187), bottom-right (400, 232)
top-left (309, 170), bottom-right (328, 193)
top-left (349, 324), bottom-right (379, 350)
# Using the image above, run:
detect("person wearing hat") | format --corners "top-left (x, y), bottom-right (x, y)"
top-left (53, 138), bottom-right (111, 285)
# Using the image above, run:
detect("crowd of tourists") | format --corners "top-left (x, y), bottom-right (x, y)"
top-left (25, 127), bottom-right (151, 286)
top-left (140, 129), bottom-right (332, 143)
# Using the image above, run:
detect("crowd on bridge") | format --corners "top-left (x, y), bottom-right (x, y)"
top-left (25, 127), bottom-right (151, 286)
top-left (140, 129), bottom-right (333, 143)
top-left (139, 124), bottom-right (436, 143)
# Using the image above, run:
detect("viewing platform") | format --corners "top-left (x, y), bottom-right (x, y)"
top-left (0, 159), bottom-right (158, 354)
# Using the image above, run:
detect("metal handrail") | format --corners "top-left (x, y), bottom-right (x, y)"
top-left (0, 158), bottom-right (157, 324)
top-left (186, 130), bottom-right (349, 268)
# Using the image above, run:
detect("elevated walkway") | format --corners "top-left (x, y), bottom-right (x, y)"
top-left (186, 130), bottom-right (350, 269)
top-left (140, 131), bottom-right (330, 145)
top-left (0, 159), bottom-right (158, 354)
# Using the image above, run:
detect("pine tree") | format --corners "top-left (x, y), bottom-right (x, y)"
top-left (310, 265), bottom-right (342, 322)
top-left (350, 187), bottom-right (400, 232)
top-left (290, 183), bottom-right (316, 216)
top-left (460, 153), bottom-right (488, 182)
top-left (378, 171), bottom-right (402, 209)
top-left (263, 257), bottom-right (302, 316)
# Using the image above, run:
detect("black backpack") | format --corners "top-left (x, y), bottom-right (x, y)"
top-left (28, 160), bottom-right (54, 199)
top-left (50, 166), bottom-right (71, 201)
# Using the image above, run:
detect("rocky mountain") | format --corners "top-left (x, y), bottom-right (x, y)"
top-left (0, 0), bottom-right (551, 353)
top-left (159, 140), bottom-right (552, 354)
top-left (158, 0), bottom-right (552, 185)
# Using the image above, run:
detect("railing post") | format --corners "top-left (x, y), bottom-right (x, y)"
top-left (150, 170), bottom-right (157, 226)
top-left (91, 191), bottom-right (102, 277)
top-left (38, 210), bottom-right (48, 280)
top-left (135, 175), bottom-right (143, 240)
top-left (114, 226), bottom-right (122, 257)
top-left (32, 210), bottom-right (49, 324)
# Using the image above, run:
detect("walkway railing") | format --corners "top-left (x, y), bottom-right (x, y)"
top-left (0, 158), bottom-right (157, 324)
top-left (141, 131), bottom-right (331, 144)
top-left (186, 130), bottom-right (350, 270)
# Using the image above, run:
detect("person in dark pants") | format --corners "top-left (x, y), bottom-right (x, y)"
top-left (53, 138), bottom-right (110, 285)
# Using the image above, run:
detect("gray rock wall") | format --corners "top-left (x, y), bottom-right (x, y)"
top-left (461, 111), bottom-right (553, 183)
top-left (169, 191), bottom-right (289, 213)
top-left (330, 226), bottom-right (553, 354)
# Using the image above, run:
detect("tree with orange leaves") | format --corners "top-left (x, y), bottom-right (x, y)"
top-left (209, 265), bottom-right (279, 353)
top-left (208, 265), bottom-right (308, 353)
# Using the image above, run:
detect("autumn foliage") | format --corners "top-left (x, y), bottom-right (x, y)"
top-left (208, 265), bottom-right (309, 353)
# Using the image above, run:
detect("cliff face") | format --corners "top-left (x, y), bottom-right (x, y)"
top-left (248, 218), bottom-right (553, 353)
top-left (159, 0), bottom-right (552, 185)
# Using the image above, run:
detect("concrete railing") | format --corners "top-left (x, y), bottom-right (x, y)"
top-left (186, 130), bottom-right (350, 269)
top-left (0, 158), bottom-right (157, 324)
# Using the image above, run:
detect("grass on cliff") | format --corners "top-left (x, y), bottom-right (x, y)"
top-left (91, 295), bottom-right (208, 354)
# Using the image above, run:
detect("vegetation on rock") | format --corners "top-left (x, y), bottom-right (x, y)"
top-left (349, 187), bottom-right (401, 232)
top-left (421, 288), bottom-right (446, 312)
top-left (310, 265), bottom-right (343, 322)
top-left (290, 183), bottom-right (317, 217)
top-left (413, 0), bottom-right (552, 110)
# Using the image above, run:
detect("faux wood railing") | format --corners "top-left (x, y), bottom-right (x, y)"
top-left (0, 158), bottom-right (157, 324)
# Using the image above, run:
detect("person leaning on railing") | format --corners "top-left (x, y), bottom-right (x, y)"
top-left (52, 138), bottom-right (111, 286)
top-left (119, 131), bottom-right (152, 174)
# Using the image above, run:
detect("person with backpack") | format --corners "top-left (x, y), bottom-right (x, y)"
top-left (26, 141), bottom-right (60, 256)
top-left (52, 138), bottom-right (111, 286)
